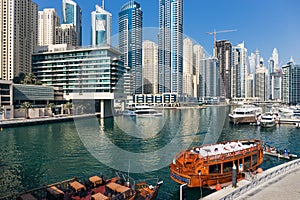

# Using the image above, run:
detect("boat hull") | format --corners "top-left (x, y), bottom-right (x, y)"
top-left (170, 169), bottom-right (245, 188)
top-left (229, 115), bottom-right (257, 124)
top-left (260, 121), bottom-right (276, 128)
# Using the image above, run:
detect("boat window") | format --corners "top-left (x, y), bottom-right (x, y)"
top-left (223, 161), bottom-right (233, 173)
top-left (209, 164), bottom-right (221, 174)
top-left (252, 154), bottom-right (258, 166)
top-left (244, 156), bottom-right (251, 169)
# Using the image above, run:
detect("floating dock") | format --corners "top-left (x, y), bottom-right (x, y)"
top-left (263, 151), bottom-right (297, 160)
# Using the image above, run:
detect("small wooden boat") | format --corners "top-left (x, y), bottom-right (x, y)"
top-left (2, 173), bottom-right (162, 200)
top-left (169, 139), bottom-right (264, 188)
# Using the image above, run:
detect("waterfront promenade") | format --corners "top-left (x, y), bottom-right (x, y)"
top-left (0, 113), bottom-right (100, 128)
top-left (202, 158), bottom-right (300, 200)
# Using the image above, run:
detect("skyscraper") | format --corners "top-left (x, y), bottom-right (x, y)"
top-left (272, 48), bottom-right (279, 71)
top-left (198, 58), bottom-right (219, 98)
top-left (183, 38), bottom-right (194, 97)
top-left (232, 42), bottom-right (248, 98)
top-left (142, 40), bottom-right (158, 94)
top-left (158, 0), bottom-right (183, 95)
top-left (216, 40), bottom-right (232, 99)
top-left (193, 44), bottom-right (205, 98)
top-left (282, 61), bottom-right (300, 104)
top-left (119, 0), bottom-right (143, 95)
top-left (38, 8), bottom-right (60, 46)
top-left (255, 61), bottom-right (269, 101)
top-left (91, 3), bottom-right (112, 46)
top-left (248, 52), bottom-right (256, 74)
top-left (0, 0), bottom-right (38, 80)
top-left (55, 24), bottom-right (78, 47)
top-left (62, 0), bottom-right (82, 46)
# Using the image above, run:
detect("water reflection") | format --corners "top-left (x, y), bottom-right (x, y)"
top-left (0, 106), bottom-right (299, 199)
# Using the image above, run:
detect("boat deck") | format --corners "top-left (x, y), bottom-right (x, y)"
top-left (191, 141), bottom-right (258, 157)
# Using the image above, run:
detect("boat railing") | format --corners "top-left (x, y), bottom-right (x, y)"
top-left (200, 144), bottom-right (261, 164)
top-left (218, 158), bottom-right (300, 200)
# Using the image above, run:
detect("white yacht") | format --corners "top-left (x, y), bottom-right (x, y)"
top-left (122, 109), bottom-right (136, 116)
top-left (228, 105), bottom-right (262, 125)
top-left (134, 106), bottom-right (163, 117)
top-left (259, 112), bottom-right (277, 128)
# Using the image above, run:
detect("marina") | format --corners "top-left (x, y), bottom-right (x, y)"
top-left (0, 106), bottom-right (299, 199)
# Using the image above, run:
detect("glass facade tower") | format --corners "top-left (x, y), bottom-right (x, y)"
top-left (158, 0), bottom-right (183, 95)
top-left (62, 0), bottom-right (82, 46)
top-left (91, 4), bottom-right (112, 46)
top-left (119, 0), bottom-right (143, 95)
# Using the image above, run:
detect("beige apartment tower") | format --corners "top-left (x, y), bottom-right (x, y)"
top-left (38, 8), bottom-right (60, 46)
top-left (0, 0), bottom-right (38, 80)
top-left (142, 40), bottom-right (158, 94)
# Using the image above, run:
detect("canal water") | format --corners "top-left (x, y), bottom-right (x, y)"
top-left (0, 106), bottom-right (299, 199)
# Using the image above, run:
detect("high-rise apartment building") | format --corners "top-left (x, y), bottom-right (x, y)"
top-left (158, 0), bottom-right (183, 95)
top-left (282, 61), bottom-right (300, 104)
top-left (119, 0), bottom-right (143, 95)
top-left (0, 0), bottom-right (38, 80)
top-left (62, 0), bottom-right (82, 46)
top-left (142, 40), bottom-right (158, 94)
top-left (248, 52), bottom-right (256, 74)
top-left (38, 9), bottom-right (60, 46)
top-left (216, 40), bottom-right (232, 99)
top-left (91, 3), bottom-right (112, 46)
top-left (183, 38), bottom-right (194, 97)
top-left (55, 24), bottom-right (78, 47)
top-left (269, 71), bottom-right (282, 100)
top-left (271, 48), bottom-right (279, 72)
top-left (246, 74), bottom-right (254, 98)
top-left (232, 42), bottom-right (248, 98)
top-left (255, 61), bottom-right (269, 101)
top-left (193, 44), bottom-right (205, 98)
top-left (198, 58), bottom-right (219, 98)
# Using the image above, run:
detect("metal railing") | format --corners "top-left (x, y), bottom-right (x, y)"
top-left (218, 158), bottom-right (300, 200)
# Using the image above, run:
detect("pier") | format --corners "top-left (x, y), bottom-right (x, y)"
top-left (202, 158), bottom-right (300, 200)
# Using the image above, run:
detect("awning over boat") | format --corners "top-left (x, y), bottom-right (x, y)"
top-left (91, 192), bottom-right (109, 200)
top-left (106, 182), bottom-right (130, 193)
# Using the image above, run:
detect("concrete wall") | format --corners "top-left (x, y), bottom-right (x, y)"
top-left (14, 108), bottom-right (53, 118)
top-left (100, 99), bottom-right (113, 118)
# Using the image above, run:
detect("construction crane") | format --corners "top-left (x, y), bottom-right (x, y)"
top-left (206, 29), bottom-right (237, 57)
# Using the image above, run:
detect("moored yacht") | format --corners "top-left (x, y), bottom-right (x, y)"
top-left (259, 112), bottom-right (277, 128)
top-left (134, 106), bottom-right (163, 117)
top-left (228, 105), bottom-right (262, 125)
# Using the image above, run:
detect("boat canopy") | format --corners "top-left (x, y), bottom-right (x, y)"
top-left (191, 141), bottom-right (256, 157)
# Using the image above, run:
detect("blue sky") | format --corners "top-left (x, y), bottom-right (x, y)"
top-left (35, 0), bottom-right (300, 65)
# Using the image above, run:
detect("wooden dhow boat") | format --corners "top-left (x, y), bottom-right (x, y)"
top-left (169, 139), bottom-right (264, 188)
top-left (1, 173), bottom-right (162, 200)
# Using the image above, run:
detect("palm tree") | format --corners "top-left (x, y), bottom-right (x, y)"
top-left (47, 103), bottom-right (56, 116)
top-left (21, 73), bottom-right (42, 85)
top-left (20, 102), bottom-right (32, 119)
top-left (65, 102), bottom-right (72, 115)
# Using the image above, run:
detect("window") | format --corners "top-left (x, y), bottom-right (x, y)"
top-left (209, 164), bottom-right (221, 174)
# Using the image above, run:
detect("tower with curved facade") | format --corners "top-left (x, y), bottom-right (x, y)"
top-left (119, 0), bottom-right (143, 95)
